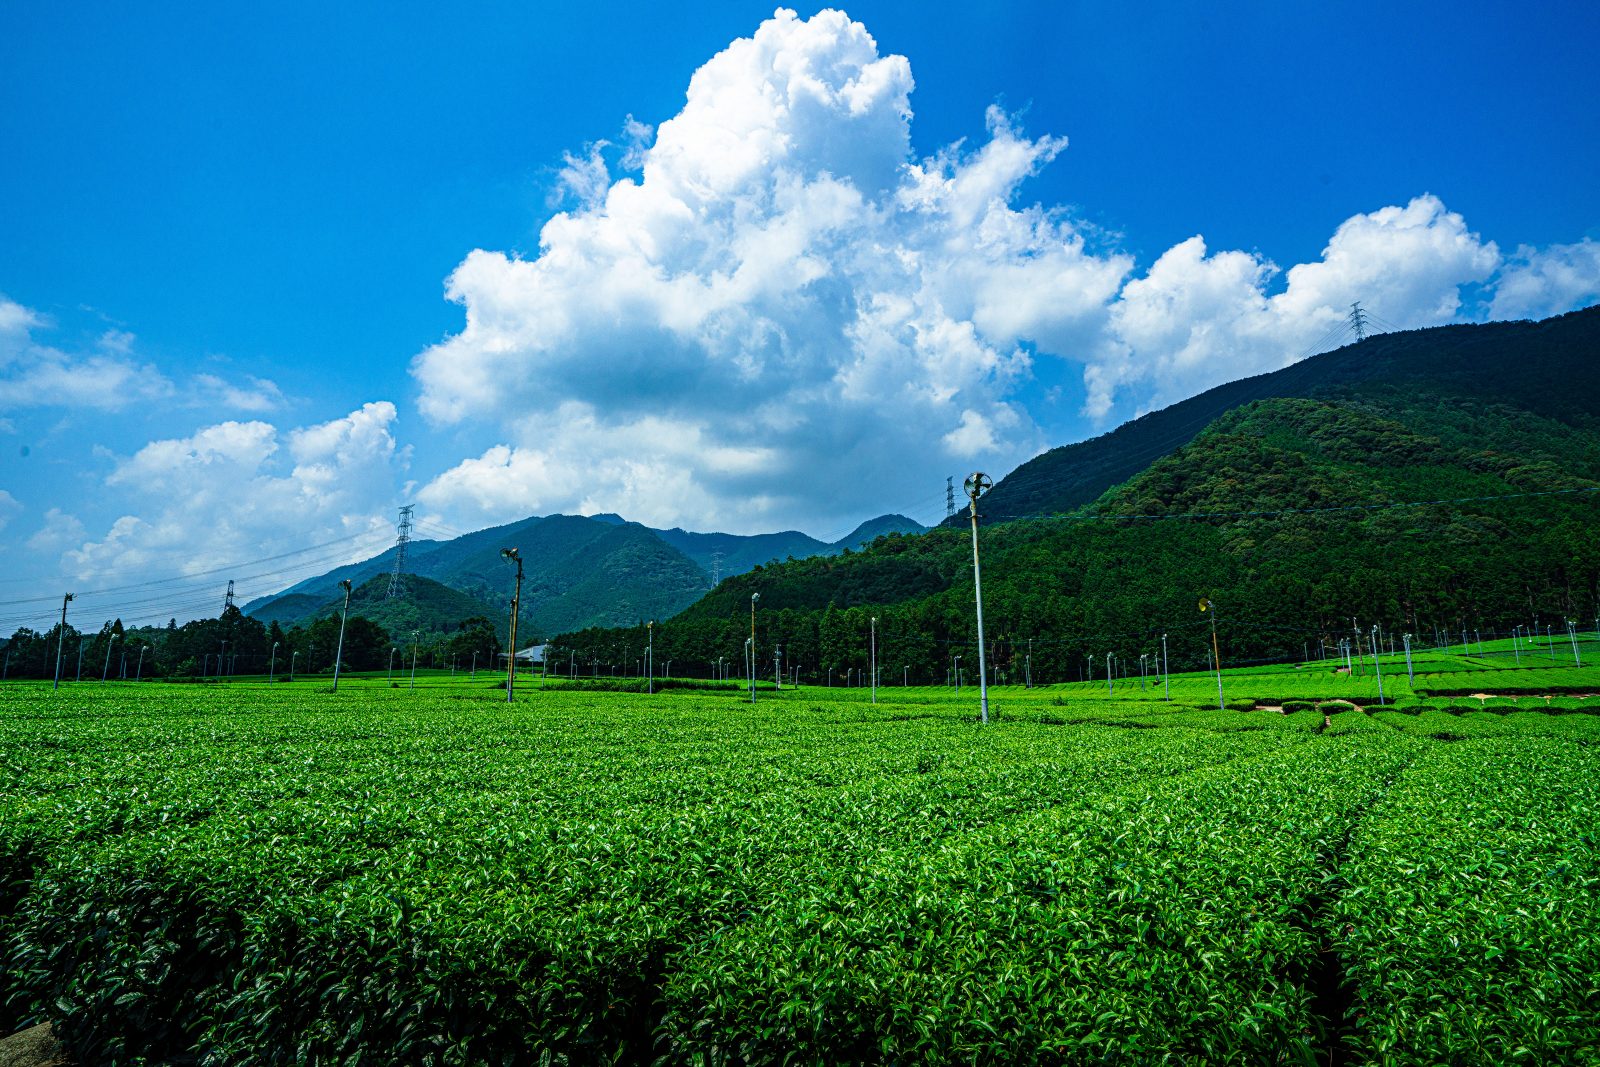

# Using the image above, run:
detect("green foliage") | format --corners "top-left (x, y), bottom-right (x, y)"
top-left (0, 668), bottom-right (1595, 1063)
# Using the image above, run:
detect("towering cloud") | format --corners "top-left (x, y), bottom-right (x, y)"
top-left (412, 9), bottom-right (1589, 535)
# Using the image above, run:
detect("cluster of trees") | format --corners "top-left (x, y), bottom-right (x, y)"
top-left (2, 605), bottom-right (503, 681)
top-left (553, 391), bottom-right (1600, 684)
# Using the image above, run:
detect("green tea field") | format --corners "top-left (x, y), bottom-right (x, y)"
top-left (2, 659), bottom-right (1597, 1065)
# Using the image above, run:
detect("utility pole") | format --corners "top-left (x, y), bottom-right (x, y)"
top-left (331, 579), bottom-right (353, 692)
top-left (870, 616), bottom-right (877, 706)
top-left (1202, 598), bottom-right (1223, 710)
top-left (749, 593), bottom-right (760, 703)
top-left (1162, 632), bottom-right (1170, 702)
top-left (52, 592), bottom-right (74, 690)
top-left (964, 472), bottom-right (993, 724)
top-left (501, 548), bottom-right (523, 703)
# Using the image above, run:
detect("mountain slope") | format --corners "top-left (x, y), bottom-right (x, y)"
top-left (246, 511), bottom-right (926, 637)
top-left (968, 306), bottom-right (1600, 524)
top-left (555, 308), bottom-right (1600, 680)
top-left (262, 574), bottom-right (502, 638)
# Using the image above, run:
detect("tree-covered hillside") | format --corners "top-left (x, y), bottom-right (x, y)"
top-left (553, 312), bottom-right (1600, 682)
top-left (966, 305), bottom-right (1600, 524)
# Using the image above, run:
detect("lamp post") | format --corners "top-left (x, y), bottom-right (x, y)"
top-left (331, 579), bottom-right (353, 692)
top-left (749, 592), bottom-right (760, 703)
top-left (964, 472), bottom-right (993, 725)
top-left (1201, 598), bottom-right (1223, 710)
top-left (501, 548), bottom-right (523, 703)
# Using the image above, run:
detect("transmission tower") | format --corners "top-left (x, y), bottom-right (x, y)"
top-left (946, 476), bottom-right (956, 520)
top-left (223, 580), bottom-right (235, 612)
top-left (387, 505), bottom-right (414, 599)
top-left (1349, 301), bottom-right (1369, 342)
top-left (711, 550), bottom-right (724, 586)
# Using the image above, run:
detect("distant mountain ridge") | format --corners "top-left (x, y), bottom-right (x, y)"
top-left (245, 511), bottom-right (927, 637)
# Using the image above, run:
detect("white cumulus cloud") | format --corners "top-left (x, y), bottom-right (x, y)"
top-left (61, 402), bottom-right (406, 588)
top-left (409, 8), bottom-right (1598, 535)
top-left (1490, 240), bottom-right (1600, 321)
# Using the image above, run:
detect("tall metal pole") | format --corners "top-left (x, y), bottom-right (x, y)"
top-left (134, 645), bottom-right (146, 682)
top-left (290, 651), bottom-right (298, 680)
top-left (102, 634), bottom-right (117, 683)
top-left (1371, 625), bottom-right (1386, 706)
top-left (1025, 638), bottom-right (1032, 689)
top-left (1106, 652), bottom-right (1112, 695)
top-left (749, 592), bottom-right (760, 703)
top-left (409, 630), bottom-right (420, 690)
top-left (647, 621), bottom-right (654, 695)
top-left (870, 616), bottom-right (877, 706)
top-left (270, 641), bottom-right (279, 683)
top-left (331, 579), bottom-right (353, 692)
top-left (52, 592), bottom-right (74, 690)
top-left (388, 648), bottom-right (397, 685)
top-left (1203, 599), bottom-right (1223, 710)
top-left (1403, 632), bottom-right (1414, 684)
top-left (501, 548), bottom-right (523, 703)
top-left (1162, 632), bottom-right (1170, 701)
top-left (745, 638), bottom-right (754, 702)
top-left (964, 472), bottom-right (992, 725)
top-left (1568, 620), bottom-right (1581, 666)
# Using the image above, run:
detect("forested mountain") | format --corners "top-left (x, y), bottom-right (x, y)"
top-left (554, 307), bottom-right (1600, 682)
top-left (965, 307), bottom-right (1600, 524)
top-left (245, 512), bottom-right (926, 638)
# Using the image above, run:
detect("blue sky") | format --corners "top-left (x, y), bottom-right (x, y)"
top-left (2, 1), bottom-right (1598, 626)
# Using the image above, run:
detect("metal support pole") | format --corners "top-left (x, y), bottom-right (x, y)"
top-left (501, 548), bottom-right (523, 703)
top-left (965, 472), bottom-right (992, 725)
top-left (1403, 632), bottom-right (1414, 684)
top-left (332, 579), bottom-right (352, 692)
top-left (1371, 626), bottom-right (1386, 706)
top-left (1162, 632), bottom-right (1170, 702)
top-left (52, 593), bottom-right (73, 690)
top-left (870, 617), bottom-right (877, 705)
